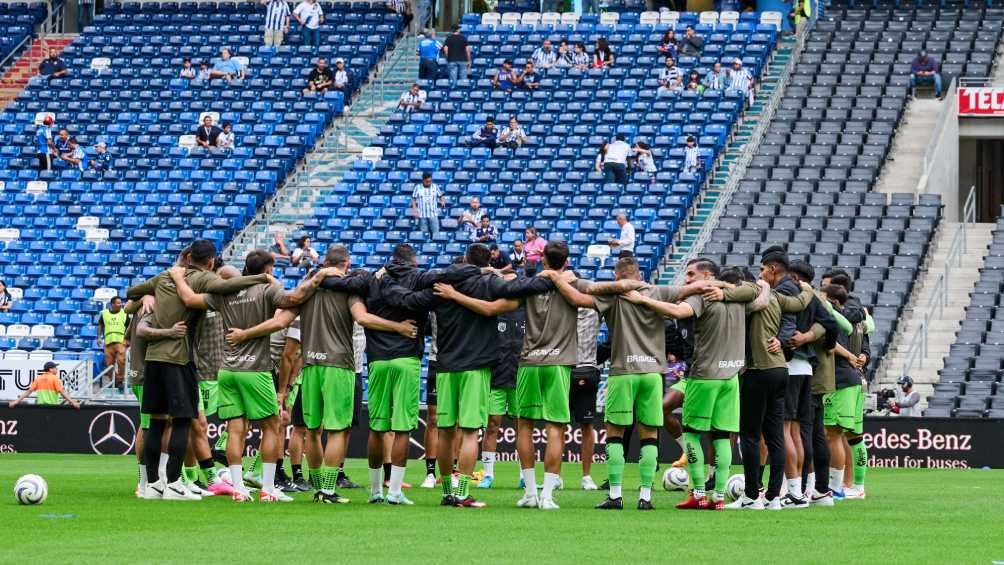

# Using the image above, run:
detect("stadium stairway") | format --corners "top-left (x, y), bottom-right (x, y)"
top-left (876, 221), bottom-right (994, 409)
top-left (873, 98), bottom-right (944, 195)
top-left (657, 34), bottom-right (796, 283)
top-left (224, 36), bottom-right (419, 267)
top-left (0, 36), bottom-right (76, 108)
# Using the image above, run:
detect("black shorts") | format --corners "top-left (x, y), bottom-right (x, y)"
top-left (569, 366), bottom-right (600, 424)
top-left (142, 360), bottom-right (199, 419)
top-left (354, 372), bottom-right (364, 427)
top-left (426, 362), bottom-right (438, 406)
top-left (291, 383), bottom-right (305, 428)
top-left (785, 371), bottom-right (813, 423)
top-left (37, 153), bottom-right (51, 170)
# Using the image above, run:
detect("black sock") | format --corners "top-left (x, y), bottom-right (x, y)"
top-left (383, 462), bottom-right (392, 482)
top-left (276, 458), bottom-right (286, 478)
top-left (337, 468), bottom-right (347, 481)
top-left (292, 464), bottom-right (303, 479)
top-left (425, 457), bottom-right (436, 476)
top-left (144, 418), bottom-right (166, 483)
top-left (166, 418), bottom-right (191, 483)
top-left (198, 458), bottom-right (214, 479)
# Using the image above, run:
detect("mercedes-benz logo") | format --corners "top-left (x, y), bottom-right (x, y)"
top-left (88, 410), bottom-right (136, 455)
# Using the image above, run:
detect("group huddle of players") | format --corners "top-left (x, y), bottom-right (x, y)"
top-left (123, 236), bottom-right (871, 510)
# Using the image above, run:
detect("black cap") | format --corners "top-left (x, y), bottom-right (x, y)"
top-left (43, 361), bottom-right (59, 371)
top-left (760, 244), bottom-right (789, 268)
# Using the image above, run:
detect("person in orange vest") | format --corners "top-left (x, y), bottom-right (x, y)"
top-left (8, 361), bottom-right (81, 408)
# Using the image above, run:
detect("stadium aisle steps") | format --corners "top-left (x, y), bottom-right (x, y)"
top-left (657, 36), bottom-right (795, 284)
top-left (0, 37), bottom-right (75, 108)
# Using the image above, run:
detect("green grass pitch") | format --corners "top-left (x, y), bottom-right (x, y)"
top-left (1, 454), bottom-right (1003, 564)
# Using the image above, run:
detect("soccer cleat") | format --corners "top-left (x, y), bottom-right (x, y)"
top-left (516, 494), bottom-right (539, 508)
top-left (164, 479), bottom-right (202, 501)
top-left (555, 476), bottom-right (564, 490)
top-left (184, 480), bottom-right (211, 497)
top-left (595, 497), bottom-right (623, 510)
top-left (135, 484), bottom-right (144, 498)
top-left (637, 499), bottom-right (655, 511)
top-left (260, 489), bottom-right (293, 503)
top-left (781, 493), bottom-right (809, 509)
top-left (477, 475), bottom-right (494, 489)
top-left (232, 489), bottom-right (254, 502)
top-left (207, 477), bottom-right (236, 496)
top-left (843, 486), bottom-right (866, 500)
top-left (368, 493), bottom-right (385, 504)
top-left (599, 479), bottom-right (610, 490)
top-left (292, 477), bottom-right (312, 492)
top-left (831, 488), bottom-right (846, 501)
top-left (386, 492), bottom-right (414, 506)
top-left (454, 496), bottom-right (486, 508)
top-left (675, 494), bottom-right (708, 510)
top-left (705, 497), bottom-right (725, 511)
top-left (763, 497), bottom-right (783, 510)
top-left (440, 495), bottom-right (457, 507)
top-left (243, 472), bottom-right (263, 489)
top-left (671, 452), bottom-right (689, 468)
top-left (336, 476), bottom-right (361, 489)
top-left (581, 476), bottom-right (599, 491)
top-left (313, 491), bottom-right (350, 504)
top-left (420, 474), bottom-right (437, 489)
top-left (277, 475), bottom-right (298, 493)
top-left (725, 496), bottom-right (764, 510)
top-left (809, 490), bottom-right (835, 507)
top-left (143, 480), bottom-right (165, 500)
top-left (539, 498), bottom-right (560, 510)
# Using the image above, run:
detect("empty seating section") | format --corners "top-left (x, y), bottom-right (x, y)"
top-left (929, 214), bottom-right (1004, 418)
top-left (0, 3), bottom-right (45, 65)
top-left (302, 11), bottom-right (779, 280)
top-left (0, 1), bottom-right (401, 362)
top-left (699, 2), bottom-right (1003, 375)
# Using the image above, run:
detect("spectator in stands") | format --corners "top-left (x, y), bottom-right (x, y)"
top-left (910, 50), bottom-right (943, 99)
top-left (727, 58), bottom-right (754, 104)
top-left (890, 376), bottom-right (920, 416)
top-left (509, 239), bottom-right (526, 271)
top-left (474, 214), bottom-right (498, 243)
top-left (397, 83), bottom-right (426, 113)
top-left (303, 57), bottom-right (334, 94)
top-left (385, 0), bottom-right (412, 33)
top-left (209, 48), bottom-right (245, 81)
top-left (34, 115), bottom-right (56, 171)
top-left (459, 196), bottom-right (485, 239)
top-left (465, 117), bottom-right (498, 149)
top-left (88, 142), bottom-right (111, 173)
top-left (38, 48), bottom-right (69, 80)
top-left (488, 244), bottom-right (511, 270)
top-left (196, 60), bottom-right (211, 82)
top-left (332, 58), bottom-right (349, 94)
top-left (790, 0), bottom-right (811, 37)
top-left (498, 116), bottom-right (528, 149)
top-left (593, 37), bottom-right (615, 68)
top-left (57, 137), bottom-right (86, 171)
top-left (679, 26), bottom-right (704, 56)
top-left (594, 142), bottom-right (608, 174)
top-left (633, 141), bottom-right (657, 182)
top-left (703, 61), bottom-right (727, 90)
top-left (8, 362), bottom-right (81, 408)
top-left (602, 133), bottom-right (631, 184)
top-left (0, 279), bottom-right (12, 311)
top-left (216, 122), bottom-right (235, 152)
top-left (294, 0), bottom-right (325, 51)
top-left (53, 128), bottom-right (71, 155)
top-left (98, 296), bottom-right (128, 386)
top-left (291, 235), bottom-right (320, 267)
top-left (609, 213), bottom-right (635, 258)
top-left (657, 56), bottom-right (683, 97)
top-left (531, 39), bottom-right (558, 70)
top-left (262, 0), bottom-right (292, 48)
top-left (443, 25), bottom-right (471, 85)
top-left (179, 58), bottom-right (196, 80)
top-left (518, 62), bottom-right (540, 91)
top-left (555, 40), bottom-right (574, 68)
top-left (411, 171), bottom-right (445, 238)
top-left (493, 59), bottom-right (517, 91)
top-left (685, 70), bottom-right (704, 94)
top-left (683, 135), bottom-right (701, 174)
top-left (417, 28), bottom-right (441, 80)
top-left (657, 29), bottom-right (679, 60)
top-left (564, 43), bottom-right (588, 70)
top-left (523, 227), bottom-right (546, 275)
top-left (195, 115), bottom-right (222, 149)
top-left (270, 231), bottom-right (292, 266)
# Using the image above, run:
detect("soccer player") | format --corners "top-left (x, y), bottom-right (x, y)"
top-left (548, 256), bottom-right (711, 510)
top-left (478, 292), bottom-right (523, 489)
top-left (127, 240), bottom-right (269, 501)
top-left (571, 307), bottom-right (601, 490)
top-left (170, 250), bottom-right (336, 501)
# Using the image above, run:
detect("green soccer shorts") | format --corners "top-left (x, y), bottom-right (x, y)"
top-left (131, 385), bottom-right (150, 429)
top-left (681, 376), bottom-right (739, 432)
top-left (853, 385), bottom-right (865, 435)
top-left (198, 380), bottom-right (219, 416)
top-left (436, 368), bottom-right (491, 429)
top-left (604, 373), bottom-right (664, 427)
top-left (669, 377), bottom-right (688, 395)
top-left (217, 369), bottom-right (279, 421)
top-left (515, 365), bottom-right (571, 423)
top-left (301, 365), bottom-right (355, 431)
top-left (286, 373), bottom-right (302, 410)
top-left (489, 387), bottom-right (517, 417)
top-left (367, 357), bottom-right (421, 432)
top-left (824, 385), bottom-right (861, 432)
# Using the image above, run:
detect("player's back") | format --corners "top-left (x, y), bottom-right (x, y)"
top-left (434, 273), bottom-right (507, 373)
top-left (299, 288), bottom-right (358, 370)
top-left (519, 278), bottom-right (582, 366)
top-left (595, 286), bottom-right (679, 376)
top-left (687, 296), bottom-right (748, 379)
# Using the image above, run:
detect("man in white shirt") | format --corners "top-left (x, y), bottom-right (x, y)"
top-left (332, 58), bottom-right (349, 93)
top-left (727, 58), bottom-right (754, 105)
top-left (608, 213), bottom-right (635, 258)
top-left (293, 0), bottom-right (324, 51)
top-left (459, 196), bottom-right (485, 240)
top-left (657, 56), bottom-right (683, 97)
top-left (498, 117), bottom-right (527, 149)
top-left (397, 83), bottom-right (426, 113)
top-left (603, 134), bottom-right (631, 184)
top-left (530, 39), bottom-right (557, 70)
top-left (262, 0), bottom-right (291, 48)
top-left (891, 376), bottom-right (920, 417)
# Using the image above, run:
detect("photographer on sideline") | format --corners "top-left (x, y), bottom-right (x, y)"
top-left (888, 376), bottom-right (920, 416)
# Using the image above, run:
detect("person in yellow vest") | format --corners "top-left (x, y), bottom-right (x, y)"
top-left (98, 296), bottom-right (130, 386)
top-left (8, 362), bottom-right (81, 408)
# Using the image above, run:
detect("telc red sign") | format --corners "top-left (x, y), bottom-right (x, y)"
top-left (958, 87), bottom-right (1004, 116)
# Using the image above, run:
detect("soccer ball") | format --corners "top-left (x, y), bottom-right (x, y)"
top-left (14, 474), bottom-right (48, 505)
top-left (726, 474), bottom-right (745, 501)
top-left (662, 467), bottom-right (689, 491)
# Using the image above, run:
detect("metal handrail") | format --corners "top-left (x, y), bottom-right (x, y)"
top-left (921, 77), bottom-right (956, 174)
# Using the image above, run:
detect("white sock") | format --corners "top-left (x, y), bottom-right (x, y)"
top-left (521, 468), bottom-right (537, 497)
top-left (541, 472), bottom-right (559, 500)
top-left (262, 463), bottom-right (276, 493)
top-left (481, 451), bottom-right (496, 477)
top-left (158, 452), bottom-right (169, 482)
top-left (807, 472), bottom-right (816, 493)
top-left (139, 465), bottom-right (148, 489)
top-left (610, 484), bottom-right (622, 499)
top-left (787, 477), bottom-right (802, 498)
top-left (674, 435), bottom-right (686, 452)
top-left (829, 468), bottom-right (844, 492)
top-left (693, 488), bottom-right (706, 499)
top-left (389, 465), bottom-right (407, 496)
top-left (639, 486), bottom-right (652, 502)
top-left (229, 464), bottom-right (245, 492)
top-left (369, 467), bottom-right (383, 496)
